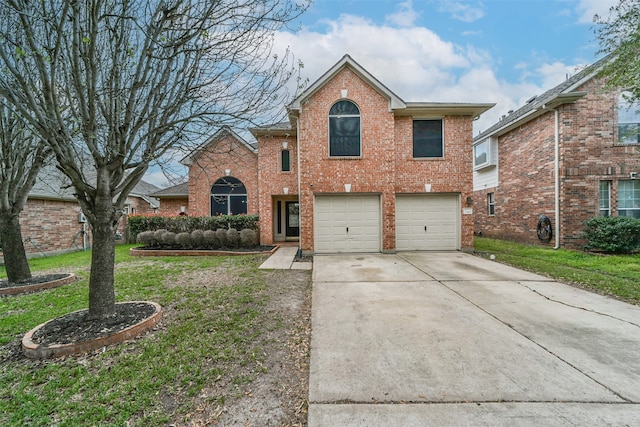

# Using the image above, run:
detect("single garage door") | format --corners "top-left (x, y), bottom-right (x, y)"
top-left (396, 194), bottom-right (459, 251)
top-left (315, 194), bottom-right (381, 253)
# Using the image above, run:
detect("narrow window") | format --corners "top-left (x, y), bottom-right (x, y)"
top-left (413, 120), bottom-right (443, 158)
top-left (487, 192), bottom-right (495, 216)
top-left (599, 181), bottom-right (611, 217)
top-left (329, 100), bottom-right (361, 157)
top-left (618, 91), bottom-right (640, 144)
top-left (618, 180), bottom-right (640, 218)
top-left (281, 149), bottom-right (291, 172)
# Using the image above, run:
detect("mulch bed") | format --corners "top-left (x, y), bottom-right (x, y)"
top-left (0, 273), bottom-right (70, 290)
top-left (31, 302), bottom-right (157, 346)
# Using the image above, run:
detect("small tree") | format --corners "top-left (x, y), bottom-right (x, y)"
top-left (595, 0), bottom-right (640, 99)
top-left (0, 103), bottom-right (51, 283)
top-left (0, 0), bottom-right (308, 319)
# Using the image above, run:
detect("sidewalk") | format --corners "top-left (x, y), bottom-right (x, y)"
top-left (258, 246), bottom-right (312, 270)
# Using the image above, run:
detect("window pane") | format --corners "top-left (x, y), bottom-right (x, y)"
top-left (229, 195), bottom-right (248, 215)
top-left (211, 195), bottom-right (228, 216)
top-left (474, 141), bottom-right (488, 166)
top-left (487, 192), bottom-right (495, 215)
top-left (413, 120), bottom-right (443, 158)
top-left (599, 181), bottom-right (610, 216)
top-left (618, 92), bottom-right (640, 144)
top-left (211, 176), bottom-right (247, 194)
top-left (330, 116), bottom-right (361, 156)
top-left (618, 180), bottom-right (640, 217)
top-left (330, 100), bottom-right (360, 115)
top-left (281, 149), bottom-right (291, 172)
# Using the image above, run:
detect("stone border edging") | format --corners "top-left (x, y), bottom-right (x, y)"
top-left (22, 301), bottom-right (162, 359)
top-left (0, 273), bottom-right (76, 297)
top-left (129, 245), bottom-right (278, 257)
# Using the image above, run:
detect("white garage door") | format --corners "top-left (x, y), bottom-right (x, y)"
top-left (396, 194), bottom-right (459, 251)
top-left (315, 195), bottom-right (381, 253)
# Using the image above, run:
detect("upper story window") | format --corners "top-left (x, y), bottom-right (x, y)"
top-left (618, 91), bottom-right (640, 144)
top-left (210, 176), bottom-right (248, 216)
top-left (281, 149), bottom-right (291, 172)
top-left (413, 119), bottom-right (443, 158)
top-left (329, 100), bottom-right (361, 157)
top-left (474, 138), bottom-right (497, 169)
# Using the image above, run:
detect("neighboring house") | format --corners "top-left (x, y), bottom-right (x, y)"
top-left (473, 56), bottom-right (640, 249)
top-left (2, 167), bottom-right (159, 258)
top-left (151, 182), bottom-right (189, 216)
top-left (174, 55), bottom-right (493, 254)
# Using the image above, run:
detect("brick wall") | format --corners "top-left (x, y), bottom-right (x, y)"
top-left (17, 198), bottom-right (90, 255)
top-left (156, 197), bottom-right (188, 216)
top-left (474, 77), bottom-right (640, 248)
top-left (257, 135), bottom-right (297, 244)
top-left (187, 134), bottom-right (258, 218)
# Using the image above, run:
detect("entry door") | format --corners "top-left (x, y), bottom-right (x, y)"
top-left (286, 201), bottom-right (300, 237)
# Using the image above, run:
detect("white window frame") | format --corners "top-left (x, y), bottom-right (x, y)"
top-left (618, 180), bottom-right (640, 218)
top-left (599, 181), bottom-right (611, 217)
top-left (487, 192), bottom-right (495, 216)
top-left (474, 138), bottom-right (496, 170)
top-left (618, 91), bottom-right (640, 144)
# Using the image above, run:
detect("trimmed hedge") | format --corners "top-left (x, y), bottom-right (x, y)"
top-left (136, 228), bottom-right (259, 250)
top-left (128, 214), bottom-right (259, 242)
top-left (582, 216), bottom-right (640, 254)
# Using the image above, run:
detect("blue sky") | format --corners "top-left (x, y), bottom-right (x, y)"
top-left (145, 0), bottom-right (618, 187)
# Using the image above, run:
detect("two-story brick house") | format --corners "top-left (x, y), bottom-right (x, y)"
top-left (171, 55), bottom-right (493, 254)
top-left (473, 56), bottom-right (640, 248)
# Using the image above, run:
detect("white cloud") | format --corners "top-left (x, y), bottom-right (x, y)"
top-left (385, 0), bottom-right (420, 28)
top-left (575, 0), bottom-right (618, 24)
top-left (438, 1), bottom-right (485, 23)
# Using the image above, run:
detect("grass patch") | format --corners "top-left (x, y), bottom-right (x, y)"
top-left (474, 237), bottom-right (640, 303)
top-left (0, 244), bottom-right (310, 426)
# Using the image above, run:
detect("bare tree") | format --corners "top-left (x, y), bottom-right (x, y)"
top-left (0, 0), bottom-right (307, 319)
top-left (0, 102), bottom-right (51, 283)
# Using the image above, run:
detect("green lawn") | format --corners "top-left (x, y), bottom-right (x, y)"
top-left (0, 245), bottom-right (310, 426)
top-left (474, 237), bottom-right (640, 304)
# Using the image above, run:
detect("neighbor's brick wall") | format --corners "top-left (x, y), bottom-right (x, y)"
top-left (256, 135), bottom-right (297, 244)
top-left (18, 198), bottom-right (90, 255)
top-left (473, 77), bottom-right (640, 248)
top-left (156, 197), bottom-right (188, 216)
top-left (188, 134), bottom-right (258, 217)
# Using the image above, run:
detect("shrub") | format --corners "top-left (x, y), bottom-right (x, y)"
top-left (153, 229), bottom-right (168, 246)
top-left (203, 230), bottom-right (218, 249)
top-left (162, 231), bottom-right (177, 246)
top-left (582, 216), bottom-right (640, 254)
top-left (191, 229), bottom-right (205, 248)
top-left (175, 232), bottom-right (192, 248)
top-left (136, 231), bottom-right (155, 246)
top-left (215, 228), bottom-right (227, 247)
top-left (226, 229), bottom-right (239, 248)
top-left (240, 229), bottom-right (258, 246)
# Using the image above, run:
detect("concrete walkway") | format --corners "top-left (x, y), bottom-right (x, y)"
top-left (309, 252), bottom-right (640, 426)
top-left (258, 246), bottom-right (312, 270)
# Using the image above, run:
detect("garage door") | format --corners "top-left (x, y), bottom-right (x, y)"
top-left (396, 194), bottom-right (459, 251)
top-left (315, 195), bottom-right (381, 253)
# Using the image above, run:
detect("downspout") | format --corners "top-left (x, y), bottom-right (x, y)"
top-left (293, 115), bottom-right (302, 257)
top-left (543, 105), bottom-right (561, 249)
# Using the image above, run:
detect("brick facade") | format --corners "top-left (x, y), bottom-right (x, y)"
top-left (474, 75), bottom-right (640, 248)
top-left (186, 132), bottom-right (258, 218)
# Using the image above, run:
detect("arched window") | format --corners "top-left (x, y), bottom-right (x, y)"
top-left (618, 91), bottom-right (640, 144)
top-left (329, 100), bottom-right (361, 156)
top-left (210, 176), bottom-right (248, 216)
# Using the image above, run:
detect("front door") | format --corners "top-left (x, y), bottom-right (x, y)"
top-left (285, 201), bottom-right (300, 238)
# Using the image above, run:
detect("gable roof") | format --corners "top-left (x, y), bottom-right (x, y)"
top-left (288, 54), bottom-right (406, 114)
top-left (181, 126), bottom-right (257, 167)
top-left (150, 181), bottom-right (189, 198)
top-left (474, 56), bottom-right (611, 143)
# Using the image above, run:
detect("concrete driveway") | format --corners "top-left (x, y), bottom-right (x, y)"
top-left (308, 252), bottom-right (640, 426)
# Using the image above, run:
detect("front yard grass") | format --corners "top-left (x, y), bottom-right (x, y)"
top-left (0, 245), bottom-right (311, 426)
top-left (474, 237), bottom-right (640, 304)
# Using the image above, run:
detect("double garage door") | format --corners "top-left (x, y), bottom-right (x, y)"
top-left (314, 194), bottom-right (459, 253)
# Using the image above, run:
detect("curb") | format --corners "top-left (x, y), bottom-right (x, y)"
top-left (0, 273), bottom-right (76, 297)
top-left (22, 301), bottom-right (162, 359)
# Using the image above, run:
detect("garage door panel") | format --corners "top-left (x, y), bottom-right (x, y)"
top-left (396, 195), bottom-right (459, 251)
top-left (315, 195), bottom-right (381, 253)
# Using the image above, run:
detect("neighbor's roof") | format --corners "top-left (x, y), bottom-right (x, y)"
top-left (474, 55), bottom-right (611, 143)
top-left (150, 181), bottom-right (189, 198)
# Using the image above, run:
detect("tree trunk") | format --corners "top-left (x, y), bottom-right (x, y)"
top-left (0, 212), bottom-right (32, 283)
top-left (87, 216), bottom-right (117, 320)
